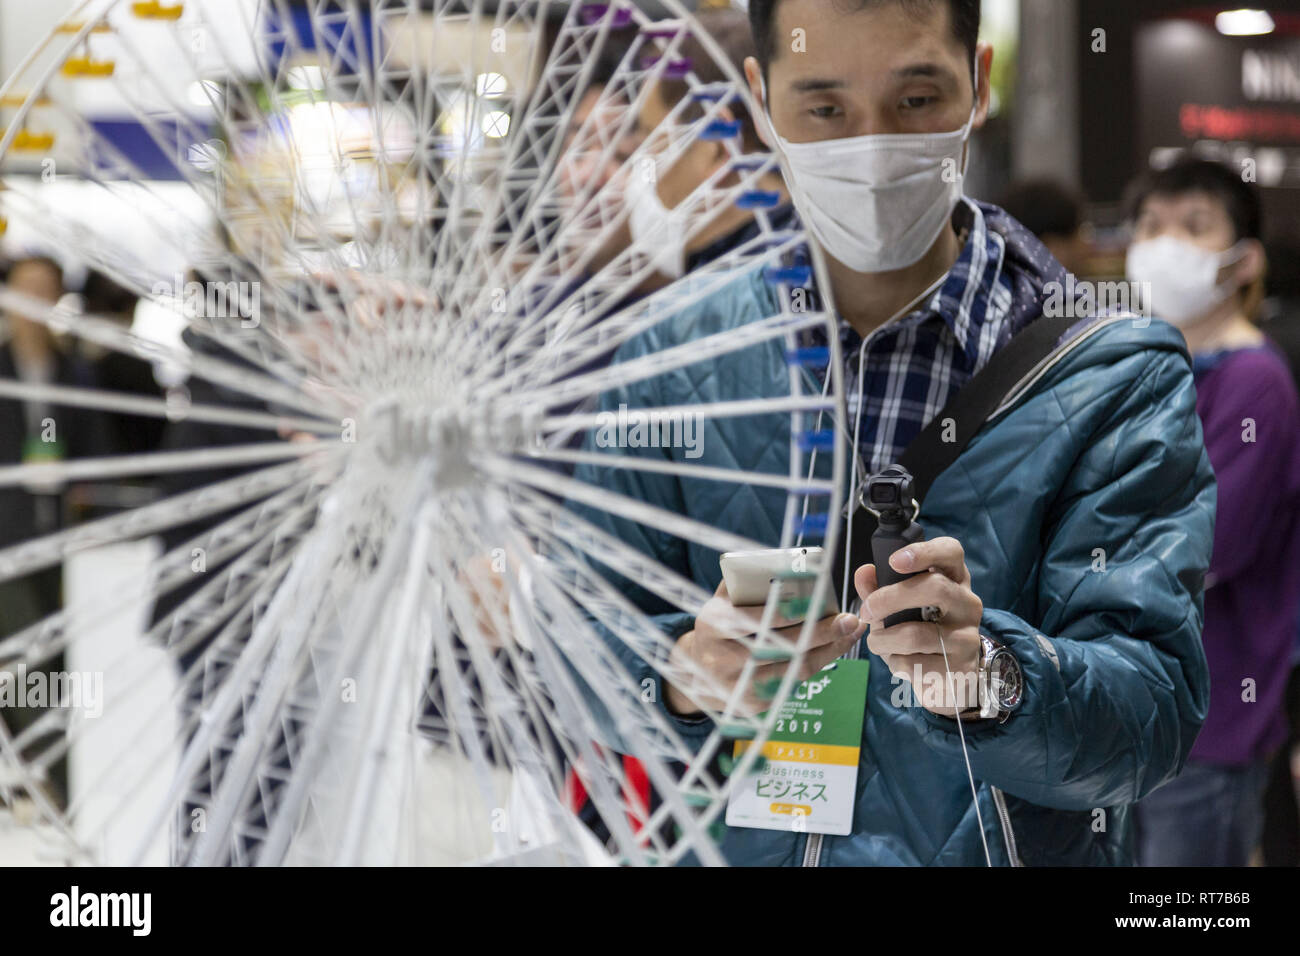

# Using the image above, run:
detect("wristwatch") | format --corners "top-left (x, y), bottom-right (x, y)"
top-left (972, 634), bottom-right (1023, 722)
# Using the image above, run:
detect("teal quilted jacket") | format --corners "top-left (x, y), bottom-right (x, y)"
top-left (567, 262), bottom-right (1215, 866)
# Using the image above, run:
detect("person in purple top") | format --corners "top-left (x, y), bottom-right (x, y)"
top-left (1125, 157), bottom-right (1300, 866)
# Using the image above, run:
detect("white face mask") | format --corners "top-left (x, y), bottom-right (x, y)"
top-left (759, 69), bottom-right (979, 273)
top-left (624, 161), bottom-right (688, 280)
top-left (1125, 236), bottom-right (1246, 327)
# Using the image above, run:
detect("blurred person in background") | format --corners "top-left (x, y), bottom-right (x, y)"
top-left (1125, 158), bottom-right (1300, 867)
top-left (0, 254), bottom-right (106, 807)
top-left (555, 9), bottom-right (790, 292)
top-left (997, 178), bottom-right (1092, 278)
top-left (79, 270), bottom-right (164, 459)
top-left (552, 26), bottom-right (644, 277)
top-left (601, 7), bottom-right (791, 284)
top-left (543, 7), bottom-right (791, 458)
top-left (0, 255), bottom-right (106, 616)
top-left (1257, 237), bottom-right (1300, 867)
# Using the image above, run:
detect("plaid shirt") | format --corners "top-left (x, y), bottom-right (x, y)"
top-left (802, 198), bottom-right (1059, 474)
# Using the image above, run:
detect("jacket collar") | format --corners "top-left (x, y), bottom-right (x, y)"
top-left (926, 198), bottom-right (1009, 371)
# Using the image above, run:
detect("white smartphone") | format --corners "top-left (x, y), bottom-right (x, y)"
top-left (718, 547), bottom-right (827, 608)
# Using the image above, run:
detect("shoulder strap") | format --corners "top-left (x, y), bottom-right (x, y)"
top-left (831, 311), bottom-right (1080, 601)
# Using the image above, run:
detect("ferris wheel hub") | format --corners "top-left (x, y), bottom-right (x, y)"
top-left (367, 397), bottom-right (541, 488)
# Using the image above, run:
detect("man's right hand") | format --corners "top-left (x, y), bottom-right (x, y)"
top-left (663, 582), bottom-right (866, 718)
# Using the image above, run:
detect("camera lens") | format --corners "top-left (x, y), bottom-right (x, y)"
top-left (870, 484), bottom-right (898, 505)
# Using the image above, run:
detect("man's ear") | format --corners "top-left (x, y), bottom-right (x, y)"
top-left (973, 42), bottom-right (994, 130)
top-left (743, 56), bottom-right (772, 149)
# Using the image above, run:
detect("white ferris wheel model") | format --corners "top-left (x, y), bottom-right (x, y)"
top-left (0, 0), bottom-right (845, 866)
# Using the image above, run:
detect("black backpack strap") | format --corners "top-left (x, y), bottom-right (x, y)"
top-left (830, 311), bottom-right (1080, 602)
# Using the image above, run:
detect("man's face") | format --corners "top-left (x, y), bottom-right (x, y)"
top-left (633, 81), bottom-right (725, 210)
top-left (9, 260), bottom-right (62, 305)
top-left (745, 0), bottom-right (988, 146)
top-left (6, 260), bottom-right (62, 352)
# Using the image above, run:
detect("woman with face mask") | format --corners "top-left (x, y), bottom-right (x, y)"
top-left (1125, 157), bottom-right (1300, 867)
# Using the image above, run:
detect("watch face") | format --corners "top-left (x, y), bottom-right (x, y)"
top-left (989, 650), bottom-right (1023, 710)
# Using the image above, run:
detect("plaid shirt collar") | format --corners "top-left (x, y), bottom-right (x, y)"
top-left (791, 198), bottom-right (1023, 474)
top-left (802, 198), bottom-right (1013, 373)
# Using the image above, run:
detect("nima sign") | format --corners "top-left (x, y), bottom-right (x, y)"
top-left (1243, 49), bottom-right (1300, 103)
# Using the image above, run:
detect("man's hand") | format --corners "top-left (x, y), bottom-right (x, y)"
top-left (664, 582), bottom-right (866, 718)
top-left (459, 544), bottom-right (537, 651)
top-left (855, 537), bottom-right (984, 718)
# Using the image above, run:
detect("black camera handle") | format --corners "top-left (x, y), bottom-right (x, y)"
top-left (831, 311), bottom-right (1080, 604)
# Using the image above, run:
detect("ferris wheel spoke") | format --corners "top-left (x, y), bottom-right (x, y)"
top-left (0, 376), bottom-right (336, 435)
top-left (424, 511), bottom-right (639, 863)
top-left (504, 483), bottom-right (808, 661)
top-left (485, 159), bottom-right (783, 376)
top-left (59, 552), bottom-right (300, 852)
top-left (0, 459), bottom-right (314, 583)
top-left (474, 228), bottom-right (803, 398)
top-left (430, 489), bottom-right (705, 863)
top-left (0, 287), bottom-right (340, 423)
top-left (0, 182), bottom-right (329, 389)
top-left (432, 0), bottom-right (600, 329)
top-left (524, 447), bottom-right (833, 496)
top-left (487, 522), bottom-right (731, 865)
top-left (513, 503), bottom-right (793, 743)
top-left (541, 393), bottom-right (835, 436)
top-left (0, 441), bottom-right (332, 489)
top-left (0, 480), bottom-right (319, 669)
top-left (420, 495), bottom-right (663, 863)
top-left (509, 308), bottom-right (833, 414)
top-left (179, 488), bottom-right (367, 866)
top-left (3, 88), bottom-right (345, 386)
top-left (485, 455), bottom-right (766, 557)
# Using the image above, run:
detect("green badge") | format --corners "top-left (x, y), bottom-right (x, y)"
top-left (725, 658), bottom-right (869, 836)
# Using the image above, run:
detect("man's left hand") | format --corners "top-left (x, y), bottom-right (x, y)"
top-left (854, 537), bottom-right (984, 718)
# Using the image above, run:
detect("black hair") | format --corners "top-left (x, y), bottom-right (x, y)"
top-left (748, 0), bottom-right (981, 76)
top-left (81, 269), bottom-right (140, 317)
top-left (998, 179), bottom-right (1085, 240)
top-left (1124, 156), bottom-right (1262, 244)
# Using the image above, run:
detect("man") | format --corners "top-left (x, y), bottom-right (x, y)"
top-left (0, 256), bottom-right (105, 613)
top-left (566, 0), bottom-right (1214, 865)
top-left (1124, 158), bottom-right (1300, 867)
